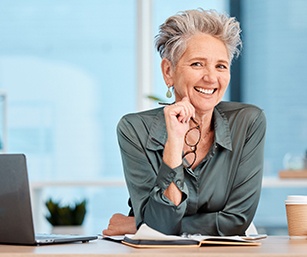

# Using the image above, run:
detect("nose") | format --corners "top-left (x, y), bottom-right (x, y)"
top-left (202, 67), bottom-right (218, 84)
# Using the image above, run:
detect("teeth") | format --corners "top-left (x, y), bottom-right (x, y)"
top-left (196, 87), bottom-right (215, 95)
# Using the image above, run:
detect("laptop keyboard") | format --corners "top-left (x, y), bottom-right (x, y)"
top-left (36, 233), bottom-right (74, 240)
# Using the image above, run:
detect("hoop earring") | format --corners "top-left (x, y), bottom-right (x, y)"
top-left (166, 86), bottom-right (172, 98)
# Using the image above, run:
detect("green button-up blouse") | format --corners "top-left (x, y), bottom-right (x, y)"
top-left (117, 101), bottom-right (266, 236)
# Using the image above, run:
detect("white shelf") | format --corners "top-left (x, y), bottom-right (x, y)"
top-left (30, 179), bottom-right (126, 189)
top-left (262, 177), bottom-right (307, 188)
top-left (30, 177), bottom-right (307, 190)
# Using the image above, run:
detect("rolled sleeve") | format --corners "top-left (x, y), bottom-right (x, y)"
top-left (143, 162), bottom-right (188, 234)
top-left (156, 162), bottom-right (186, 192)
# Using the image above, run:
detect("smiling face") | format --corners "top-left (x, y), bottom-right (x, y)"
top-left (162, 33), bottom-right (230, 115)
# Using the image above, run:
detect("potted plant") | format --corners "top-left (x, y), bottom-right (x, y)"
top-left (45, 198), bottom-right (87, 234)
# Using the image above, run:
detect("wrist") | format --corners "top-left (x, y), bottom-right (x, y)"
top-left (163, 141), bottom-right (183, 168)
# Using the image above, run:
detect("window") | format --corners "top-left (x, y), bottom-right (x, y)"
top-left (0, 0), bottom-right (136, 233)
top-left (240, 0), bottom-right (307, 232)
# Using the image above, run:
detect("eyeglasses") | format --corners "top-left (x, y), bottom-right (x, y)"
top-left (182, 117), bottom-right (201, 169)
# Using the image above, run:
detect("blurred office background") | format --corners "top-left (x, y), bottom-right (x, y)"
top-left (0, 0), bottom-right (306, 234)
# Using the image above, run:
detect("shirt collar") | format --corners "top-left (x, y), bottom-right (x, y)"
top-left (146, 105), bottom-right (232, 151)
top-left (146, 108), bottom-right (167, 151)
top-left (213, 105), bottom-right (232, 151)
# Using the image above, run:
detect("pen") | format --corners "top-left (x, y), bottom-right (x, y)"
top-left (158, 102), bottom-right (174, 106)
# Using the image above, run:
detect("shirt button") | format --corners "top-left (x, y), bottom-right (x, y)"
top-left (170, 172), bottom-right (175, 178)
top-left (176, 180), bottom-right (182, 188)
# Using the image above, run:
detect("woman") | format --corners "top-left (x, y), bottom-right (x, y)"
top-left (103, 9), bottom-right (266, 236)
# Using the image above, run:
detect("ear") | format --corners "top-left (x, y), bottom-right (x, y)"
top-left (161, 58), bottom-right (174, 86)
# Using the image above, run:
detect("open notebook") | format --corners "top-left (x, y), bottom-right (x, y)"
top-left (105, 224), bottom-right (266, 248)
top-left (0, 154), bottom-right (97, 245)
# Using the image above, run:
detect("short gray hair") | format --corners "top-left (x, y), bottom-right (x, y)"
top-left (155, 9), bottom-right (242, 66)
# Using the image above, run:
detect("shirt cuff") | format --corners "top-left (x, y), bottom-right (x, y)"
top-left (156, 161), bottom-right (185, 191)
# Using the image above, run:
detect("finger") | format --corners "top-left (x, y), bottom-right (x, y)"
top-left (186, 103), bottom-right (195, 120)
top-left (174, 103), bottom-right (192, 123)
top-left (172, 106), bottom-right (187, 123)
top-left (103, 226), bottom-right (116, 235)
top-left (102, 229), bottom-right (111, 236)
top-left (174, 105), bottom-right (187, 123)
top-left (103, 229), bottom-right (118, 236)
top-left (180, 97), bottom-right (195, 120)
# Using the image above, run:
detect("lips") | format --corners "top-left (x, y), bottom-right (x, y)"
top-left (194, 87), bottom-right (217, 95)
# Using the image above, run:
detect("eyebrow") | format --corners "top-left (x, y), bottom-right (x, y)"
top-left (189, 57), bottom-right (229, 65)
top-left (217, 59), bottom-right (230, 65)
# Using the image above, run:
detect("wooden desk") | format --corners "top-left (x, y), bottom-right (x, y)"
top-left (0, 236), bottom-right (306, 257)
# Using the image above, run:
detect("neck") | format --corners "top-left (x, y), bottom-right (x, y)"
top-left (193, 111), bottom-right (214, 133)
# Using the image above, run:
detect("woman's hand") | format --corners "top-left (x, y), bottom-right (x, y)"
top-left (163, 97), bottom-right (195, 168)
top-left (102, 213), bottom-right (137, 236)
top-left (164, 97), bottom-right (195, 136)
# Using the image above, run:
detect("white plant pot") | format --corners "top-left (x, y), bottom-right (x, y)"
top-left (51, 225), bottom-right (85, 235)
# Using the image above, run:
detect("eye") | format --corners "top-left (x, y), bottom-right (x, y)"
top-left (216, 64), bottom-right (228, 70)
top-left (191, 62), bottom-right (203, 67)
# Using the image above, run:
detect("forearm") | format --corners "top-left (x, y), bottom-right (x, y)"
top-left (163, 183), bottom-right (182, 206)
top-left (144, 185), bottom-right (187, 234)
top-left (162, 140), bottom-right (184, 205)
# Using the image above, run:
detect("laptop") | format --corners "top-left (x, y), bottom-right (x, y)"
top-left (0, 153), bottom-right (98, 245)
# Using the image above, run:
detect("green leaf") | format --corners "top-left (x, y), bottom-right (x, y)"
top-left (45, 198), bottom-right (87, 226)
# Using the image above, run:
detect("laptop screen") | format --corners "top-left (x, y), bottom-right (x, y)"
top-left (0, 154), bottom-right (36, 245)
